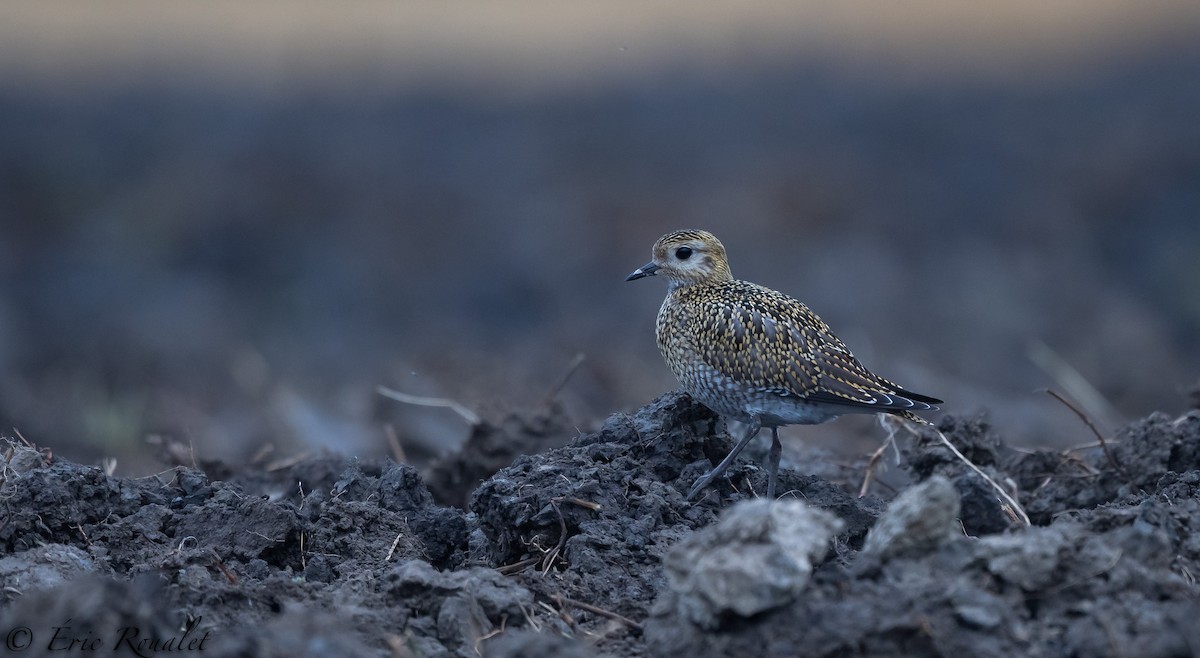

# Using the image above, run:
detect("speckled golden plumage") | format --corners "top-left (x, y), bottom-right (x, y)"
top-left (627, 229), bottom-right (941, 500)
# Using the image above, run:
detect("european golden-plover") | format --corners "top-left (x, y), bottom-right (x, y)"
top-left (626, 229), bottom-right (941, 500)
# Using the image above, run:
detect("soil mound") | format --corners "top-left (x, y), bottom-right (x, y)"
top-left (2, 392), bottom-right (1199, 656)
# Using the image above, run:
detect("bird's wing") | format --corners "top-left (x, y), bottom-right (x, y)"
top-left (690, 283), bottom-right (939, 412)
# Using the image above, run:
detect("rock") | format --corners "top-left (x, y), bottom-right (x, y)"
top-left (0, 544), bottom-right (99, 596)
top-left (862, 475), bottom-right (961, 560)
top-left (663, 498), bottom-right (844, 628)
top-left (978, 524), bottom-right (1074, 590)
top-left (387, 559), bottom-right (535, 629)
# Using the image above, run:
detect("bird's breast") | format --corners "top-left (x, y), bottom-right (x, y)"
top-left (655, 296), bottom-right (693, 373)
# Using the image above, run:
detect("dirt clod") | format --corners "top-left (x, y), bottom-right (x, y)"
top-left (662, 498), bottom-right (843, 628)
top-left (861, 474), bottom-right (960, 560)
top-left (426, 402), bottom-right (576, 509)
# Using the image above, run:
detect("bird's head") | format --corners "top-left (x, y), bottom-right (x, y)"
top-left (625, 229), bottom-right (733, 289)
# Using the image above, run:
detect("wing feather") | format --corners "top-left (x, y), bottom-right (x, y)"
top-left (686, 281), bottom-right (940, 412)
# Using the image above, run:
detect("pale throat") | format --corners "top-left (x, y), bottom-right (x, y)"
top-left (664, 256), bottom-right (733, 292)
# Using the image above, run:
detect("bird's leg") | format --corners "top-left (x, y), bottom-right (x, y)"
top-left (767, 427), bottom-right (781, 499)
top-left (687, 416), bottom-right (762, 501)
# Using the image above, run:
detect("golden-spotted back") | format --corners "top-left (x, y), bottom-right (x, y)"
top-left (627, 229), bottom-right (941, 500)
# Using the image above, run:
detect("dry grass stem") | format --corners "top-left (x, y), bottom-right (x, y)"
top-left (899, 419), bottom-right (1031, 526)
top-left (384, 531), bottom-right (404, 562)
top-left (858, 440), bottom-right (890, 497)
top-left (497, 556), bottom-right (540, 575)
top-left (265, 451), bottom-right (313, 472)
top-left (473, 614), bottom-right (507, 656)
top-left (249, 443), bottom-right (275, 465)
top-left (551, 496), bottom-right (601, 511)
top-left (540, 352), bottom-right (586, 408)
top-left (549, 595), bottom-right (578, 629)
top-left (12, 428), bottom-right (35, 448)
top-left (384, 423), bottom-right (408, 463)
top-left (1028, 339), bottom-right (1120, 427)
top-left (1040, 388), bottom-right (1124, 474)
top-left (540, 500), bottom-right (570, 575)
top-left (377, 386), bottom-right (481, 426)
top-left (556, 596), bottom-right (643, 631)
top-left (209, 548), bottom-right (238, 584)
top-left (860, 416), bottom-right (903, 496)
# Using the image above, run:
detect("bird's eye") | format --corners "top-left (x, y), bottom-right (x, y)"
top-left (675, 246), bottom-right (693, 260)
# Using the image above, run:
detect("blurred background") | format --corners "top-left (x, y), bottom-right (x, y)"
top-left (1, 1), bottom-right (1198, 474)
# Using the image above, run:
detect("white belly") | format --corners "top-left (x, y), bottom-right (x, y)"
top-left (682, 369), bottom-right (842, 428)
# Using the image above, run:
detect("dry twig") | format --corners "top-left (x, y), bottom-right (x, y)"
top-left (1040, 388), bottom-right (1123, 474)
top-left (540, 500), bottom-right (570, 575)
top-left (549, 595), bottom-right (578, 630)
top-left (497, 556), bottom-right (540, 575)
top-left (518, 601), bottom-right (543, 633)
top-left (473, 614), bottom-right (507, 656)
top-left (249, 443), bottom-right (275, 465)
top-left (551, 496), bottom-right (601, 511)
top-left (897, 419), bottom-right (1031, 526)
top-left (384, 423), bottom-right (408, 464)
top-left (540, 352), bottom-right (586, 408)
top-left (859, 416), bottom-right (902, 497)
top-left (1028, 339), bottom-right (1120, 427)
top-left (377, 386), bottom-right (480, 425)
top-left (13, 428), bottom-right (35, 448)
top-left (266, 451), bottom-right (313, 472)
top-left (209, 548), bottom-right (238, 584)
top-left (556, 595), bottom-right (643, 631)
top-left (384, 531), bottom-right (404, 562)
top-left (859, 442), bottom-right (888, 497)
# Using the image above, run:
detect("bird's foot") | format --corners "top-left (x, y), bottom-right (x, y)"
top-left (688, 469), bottom-right (780, 502)
top-left (686, 470), bottom-right (722, 501)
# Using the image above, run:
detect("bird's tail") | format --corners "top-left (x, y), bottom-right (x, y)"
top-left (892, 409), bottom-right (935, 426)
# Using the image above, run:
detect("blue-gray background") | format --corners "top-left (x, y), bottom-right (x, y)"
top-left (2, 3), bottom-right (1198, 472)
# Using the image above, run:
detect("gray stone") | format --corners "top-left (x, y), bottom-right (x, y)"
top-left (862, 475), bottom-right (961, 559)
top-left (0, 544), bottom-right (98, 594)
top-left (663, 498), bottom-right (843, 628)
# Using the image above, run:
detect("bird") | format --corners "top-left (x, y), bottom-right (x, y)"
top-left (626, 229), bottom-right (941, 501)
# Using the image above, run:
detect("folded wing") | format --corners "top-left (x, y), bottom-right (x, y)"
top-left (692, 282), bottom-right (941, 412)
